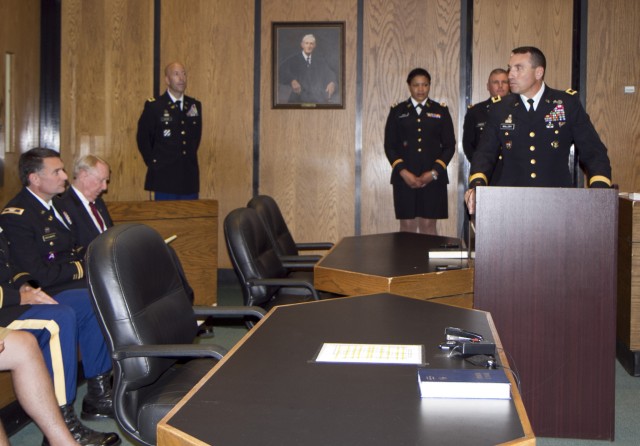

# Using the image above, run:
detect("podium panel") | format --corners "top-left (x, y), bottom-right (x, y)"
top-left (473, 187), bottom-right (617, 440)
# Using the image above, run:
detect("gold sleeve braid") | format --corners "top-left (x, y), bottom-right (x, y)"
top-left (589, 175), bottom-right (612, 187)
top-left (72, 261), bottom-right (84, 280)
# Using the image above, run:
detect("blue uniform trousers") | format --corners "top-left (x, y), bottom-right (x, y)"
top-left (6, 289), bottom-right (111, 406)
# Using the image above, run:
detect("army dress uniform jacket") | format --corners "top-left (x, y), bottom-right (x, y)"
top-left (0, 188), bottom-right (85, 295)
top-left (58, 187), bottom-right (113, 253)
top-left (469, 87), bottom-right (612, 188)
top-left (384, 98), bottom-right (456, 219)
top-left (136, 91), bottom-right (202, 194)
top-left (463, 97), bottom-right (504, 183)
top-left (0, 229), bottom-right (37, 325)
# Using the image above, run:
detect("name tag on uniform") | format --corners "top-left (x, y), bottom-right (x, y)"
top-left (42, 233), bottom-right (57, 242)
top-left (500, 123), bottom-right (515, 130)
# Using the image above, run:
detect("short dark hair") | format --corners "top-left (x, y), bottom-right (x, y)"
top-left (512, 46), bottom-right (546, 72)
top-left (19, 147), bottom-right (61, 187)
top-left (406, 68), bottom-right (431, 85)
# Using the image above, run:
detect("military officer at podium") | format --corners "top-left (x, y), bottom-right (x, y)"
top-left (137, 61), bottom-right (202, 200)
top-left (465, 46), bottom-right (612, 214)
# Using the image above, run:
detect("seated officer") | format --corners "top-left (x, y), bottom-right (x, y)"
top-left (1, 228), bottom-right (119, 446)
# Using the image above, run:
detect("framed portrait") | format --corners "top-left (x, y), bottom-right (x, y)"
top-left (272, 21), bottom-right (345, 109)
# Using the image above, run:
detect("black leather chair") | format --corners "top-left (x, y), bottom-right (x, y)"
top-left (246, 195), bottom-right (333, 267)
top-left (86, 223), bottom-right (264, 446)
top-left (224, 207), bottom-right (322, 311)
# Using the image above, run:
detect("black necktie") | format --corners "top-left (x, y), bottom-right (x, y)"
top-left (306, 56), bottom-right (311, 66)
top-left (527, 98), bottom-right (535, 113)
top-left (175, 100), bottom-right (182, 111)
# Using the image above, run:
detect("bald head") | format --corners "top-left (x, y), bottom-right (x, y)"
top-left (164, 62), bottom-right (187, 97)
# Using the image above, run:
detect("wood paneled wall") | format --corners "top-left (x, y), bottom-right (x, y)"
top-left (259, 0), bottom-right (358, 248)
top-left (61, 0), bottom-right (154, 200)
top-left (362, 0), bottom-right (461, 237)
top-left (471, 0), bottom-right (573, 105)
top-left (587, 0), bottom-right (640, 193)
top-left (0, 0), bottom-right (40, 207)
top-left (3, 0), bottom-right (639, 269)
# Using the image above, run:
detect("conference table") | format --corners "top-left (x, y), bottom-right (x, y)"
top-left (314, 232), bottom-right (474, 307)
top-left (157, 294), bottom-right (534, 446)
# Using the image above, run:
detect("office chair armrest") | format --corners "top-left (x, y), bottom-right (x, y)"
top-left (280, 254), bottom-right (322, 263)
top-left (113, 344), bottom-right (228, 361)
top-left (281, 255), bottom-right (320, 270)
top-left (192, 305), bottom-right (266, 320)
top-left (249, 278), bottom-right (320, 300)
top-left (296, 242), bottom-right (334, 251)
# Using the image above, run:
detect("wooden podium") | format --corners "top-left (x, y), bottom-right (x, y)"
top-left (473, 187), bottom-right (617, 440)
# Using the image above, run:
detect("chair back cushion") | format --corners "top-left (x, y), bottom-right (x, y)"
top-left (87, 223), bottom-right (198, 388)
top-left (247, 195), bottom-right (298, 257)
top-left (224, 208), bottom-right (287, 306)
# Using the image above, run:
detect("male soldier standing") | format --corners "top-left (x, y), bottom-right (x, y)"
top-left (137, 61), bottom-right (202, 200)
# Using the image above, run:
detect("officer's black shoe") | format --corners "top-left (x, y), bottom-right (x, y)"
top-left (42, 404), bottom-right (121, 446)
top-left (81, 372), bottom-right (114, 420)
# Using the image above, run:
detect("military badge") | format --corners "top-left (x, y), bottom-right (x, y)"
top-left (160, 110), bottom-right (172, 123)
top-left (551, 141), bottom-right (560, 149)
top-left (1, 207), bottom-right (24, 215)
top-left (186, 104), bottom-right (199, 117)
top-left (505, 141), bottom-right (512, 150)
top-left (545, 104), bottom-right (566, 123)
top-left (63, 211), bottom-right (73, 226)
top-left (399, 113), bottom-right (410, 119)
top-left (505, 115), bottom-right (513, 124)
top-left (48, 252), bottom-right (56, 261)
top-left (163, 129), bottom-right (171, 137)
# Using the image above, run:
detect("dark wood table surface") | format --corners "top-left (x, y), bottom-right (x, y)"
top-left (314, 232), bottom-right (474, 307)
top-left (158, 294), bottom-right (534, 446)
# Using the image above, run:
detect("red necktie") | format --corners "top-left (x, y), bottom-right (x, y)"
top-left (89, 202), bottom-right (106, 232)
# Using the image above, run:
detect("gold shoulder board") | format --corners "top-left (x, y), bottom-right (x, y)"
top-left (491, 95), bottom-right (502, 103)
top-left (1, 207), bottom-right (24, 215)
top-left (565, 88), bottom-right (577, 95)
top-left (147, 97), bottom-right (156, 102)
top-left (467, 104), bottom-right (474, 109)
top-left (440, 102), bottom-right (447, 108)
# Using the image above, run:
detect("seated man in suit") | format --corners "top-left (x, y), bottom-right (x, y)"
top-left (58, 154), bottom-right (112, 253)
top-left (59, 153), bottom-right (195, 302)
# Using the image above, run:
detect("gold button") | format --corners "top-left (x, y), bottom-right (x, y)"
top-left (530, 159), bottom-right (536, 165)
top-left (530, 146), bottom-right (535, 151)
top-left (153, 159), bottom-right (157, 163)
top-left (555, 130), bottom-right (559, 134)
top-left (182, 150), bottom-right (187, 155)
top-left (505, 132), bottom-right (509, 136)
top-left (418, 138), bottom-right (422, 142)
top-left (531, 172), bottom-right (537, 179)
top-left (49, 242), bottom-right (54, 246)
top-left (418, 128), bottom-right (422, 132)
top-left (529, 132), bottom-right (535, 137)
top-left (498, 155), bottom-right (502, 160)
top-left (417, 148), bottom-right (422, 152)
top-left (181, 131), bottom-right (186, 135)
top-left (183, 141), bottom-right (187, 145)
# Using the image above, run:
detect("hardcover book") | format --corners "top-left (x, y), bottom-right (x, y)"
top-left (418, 368), bottom-right (511, 399)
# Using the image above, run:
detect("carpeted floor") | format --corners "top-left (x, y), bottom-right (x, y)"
top-left (9, 279), bottom-right (640, 445)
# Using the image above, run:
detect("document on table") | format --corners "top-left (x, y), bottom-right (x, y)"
top-left (315, 343), bottom-right (424, 365)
